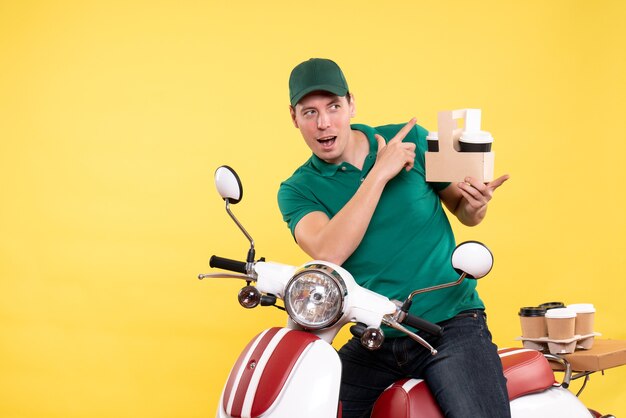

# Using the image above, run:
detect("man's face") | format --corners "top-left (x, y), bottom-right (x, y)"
top-left (290, 92), bottom-right (355, 165)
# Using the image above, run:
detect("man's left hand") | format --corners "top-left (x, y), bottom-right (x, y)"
top-left (438, 174), bottom-right (509, 226)
top-left (457, 175), bottom-right (509, 211)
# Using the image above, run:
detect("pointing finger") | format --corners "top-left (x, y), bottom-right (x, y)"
top-left (389, 118), bottom-right (417, 143)
top-left (488, 174), bottom-right (510, 190)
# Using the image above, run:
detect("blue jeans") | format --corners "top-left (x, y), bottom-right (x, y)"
top-left (337, 309), bottom-right (511, 418)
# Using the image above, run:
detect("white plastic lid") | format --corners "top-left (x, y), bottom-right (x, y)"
top-left (567, 303), bottom-right (596, 313)
top-left (426, 131), bottom-right (438, 140)
top-left (460, 130), bottom-right (493, 144)
top-left (545, 307), bottom-right (577, 319)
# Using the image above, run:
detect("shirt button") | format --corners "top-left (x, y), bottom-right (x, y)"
top-left (341, 166), bottom-right (346, 171)
top-left (360, 178), bottom-right (364, 182)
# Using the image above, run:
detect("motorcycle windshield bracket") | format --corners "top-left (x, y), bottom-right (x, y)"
top-left (225, 198), bottom-right (256, 265)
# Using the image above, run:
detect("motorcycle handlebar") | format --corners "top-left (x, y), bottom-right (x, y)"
top-left (209, 255), bottom-right (247, 274)
top-left (402, 313), bottom-right (443, 337)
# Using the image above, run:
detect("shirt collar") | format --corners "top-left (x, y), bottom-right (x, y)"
top-left (309, 124), bottom-right (378, 177)
top-left (310, 153), bottom-right (342, 176)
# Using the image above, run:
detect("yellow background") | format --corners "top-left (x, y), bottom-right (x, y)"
top-left (1, 0), bottom-right (625, 416)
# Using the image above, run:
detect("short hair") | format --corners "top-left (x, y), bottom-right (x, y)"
top-left (292, 90), bottom-right (352, 107)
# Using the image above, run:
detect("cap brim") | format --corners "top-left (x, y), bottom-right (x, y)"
top-left (290, 84), bottom-right (348, 107)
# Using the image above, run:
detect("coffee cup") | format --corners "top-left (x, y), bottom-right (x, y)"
top-left (545, 308), bottom-right (577, 340)
top-left (459, 130), bottom-right (493, 152)
top-left (567, 303), bottom-right (595, 335)
top-left (567, 303), bottom-right (596, 349)
top-left (426, 131), bottom-right (438, 152)
top-left (518, 307), bottom-right (547, 338)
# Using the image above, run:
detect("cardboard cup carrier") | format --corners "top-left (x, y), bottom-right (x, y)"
top-left (425, 109), bottom-right (494, 182)
top-left (517, 302), bottom-right (598, 354)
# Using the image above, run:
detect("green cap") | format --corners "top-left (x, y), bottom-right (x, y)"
top-left (289, 58), bottom-right (349, 107)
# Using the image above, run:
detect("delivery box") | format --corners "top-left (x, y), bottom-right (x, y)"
top-left (425, 109), bottom-right (495, 183)
top-left (559, 339), bottom-right (626, 372)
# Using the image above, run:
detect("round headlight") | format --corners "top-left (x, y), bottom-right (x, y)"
top-left (284, 264), bottom-right (347, 330)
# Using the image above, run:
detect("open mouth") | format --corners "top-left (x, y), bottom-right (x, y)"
top-left (317, 136), bottom-right (336, 149)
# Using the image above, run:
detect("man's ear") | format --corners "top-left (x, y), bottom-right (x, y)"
top-left (289, 105), bottom-right (299, 128)
top-left (349, 93), bottom-right (356, 118)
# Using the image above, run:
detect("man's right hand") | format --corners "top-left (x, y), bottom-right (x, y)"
top-left (371, 118), bottom-right (417, 183)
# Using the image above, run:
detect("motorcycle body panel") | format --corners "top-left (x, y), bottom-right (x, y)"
top-left (217, 327), bottom-right (340, 418)
top-left (510, 386), bottom-right (592, 417)
top-left (255, 260), bottom-right (397, 346)
top-left (253, 262), bottom-right (296, 298)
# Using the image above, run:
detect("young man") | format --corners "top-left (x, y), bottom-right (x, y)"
top-left (278, 58), bottom-right (510, 418)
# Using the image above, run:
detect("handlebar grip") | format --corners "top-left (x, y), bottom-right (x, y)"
top-left (403, 314), bottom-right (443, 336)
top-left (209, 255), bottom-right (247, 274)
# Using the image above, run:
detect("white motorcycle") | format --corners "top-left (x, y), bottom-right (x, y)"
top-left (200, 165), bottom-right (614, 418)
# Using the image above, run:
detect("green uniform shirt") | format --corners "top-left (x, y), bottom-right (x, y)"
top-left (278, 123), bottom-right (484, 337)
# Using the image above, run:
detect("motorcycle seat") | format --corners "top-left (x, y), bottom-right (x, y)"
top-left (371, 348), bottom-right (556, 418)
top-left (499, 347), bottom-right (557, 400)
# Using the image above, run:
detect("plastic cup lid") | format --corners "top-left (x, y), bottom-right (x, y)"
top-left (567, 303), bottom-right (596, 313)
top-left (426, 131), bottom-right (438, 140)
top-left (460, 130), bottom-right (493, 144)
top-left (545, 307), bottom-right (577, 319)
top-left (539, 301), bottom-right (565, 310)
top-left (518, 307), bottom-right (546, 317)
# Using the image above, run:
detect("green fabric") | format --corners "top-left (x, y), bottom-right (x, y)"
top-left (289, 58), bottom-right (349, 106)
top-left (277, 123), bottom-right (484, 337)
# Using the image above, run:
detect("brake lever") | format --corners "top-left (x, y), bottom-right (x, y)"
top-left (198, 273), bottom-right (256, 281)
top-left (383, 315), bottom-right (438, 355)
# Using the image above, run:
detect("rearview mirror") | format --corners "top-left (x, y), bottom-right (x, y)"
top-left (214, 165), bottom-right (243, 204)
top-left (451, 241), bottom-right (493, 279)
